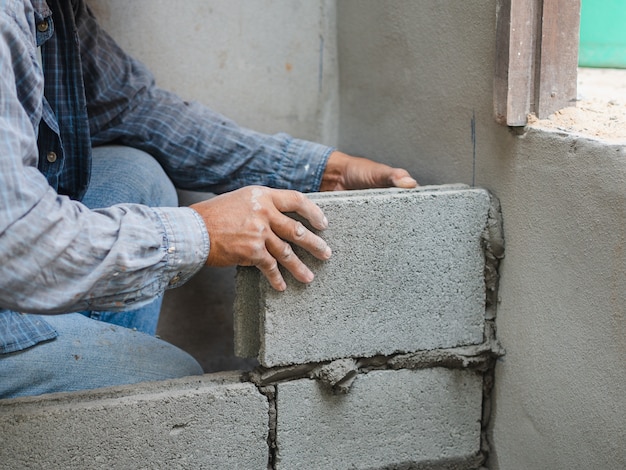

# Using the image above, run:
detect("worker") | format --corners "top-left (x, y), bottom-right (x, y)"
top-left (0, 0), bottom-right (417, 398)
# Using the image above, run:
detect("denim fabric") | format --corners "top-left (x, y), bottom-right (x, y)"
top-left (0, 313), bottom-right (203, 399)
top-left (0, 146), bottom-right (203, 399)
top-left (82, 145), bottom-right (178, 209)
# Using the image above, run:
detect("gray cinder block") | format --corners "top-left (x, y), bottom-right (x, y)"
top-left (0, 373), bottom-right (269, 469)
top-left (235, 186), bottom-right (495, 367)
top-left (275, 368), bottom-right (484, 469)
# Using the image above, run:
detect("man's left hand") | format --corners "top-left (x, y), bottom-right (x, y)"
top-left (319, 151), bottom-right (418, 191)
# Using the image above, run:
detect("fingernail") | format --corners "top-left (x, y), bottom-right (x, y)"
top-left (323, 246), bottom-right (332, 259)
top-left (398, 176), bottom-right (418, 187)
top-left (321, 216), bottom-right (329, 229)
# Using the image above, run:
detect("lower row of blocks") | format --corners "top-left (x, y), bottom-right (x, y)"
top-left (1, 368), bottom-right (484, 469)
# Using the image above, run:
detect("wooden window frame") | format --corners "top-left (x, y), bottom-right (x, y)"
top-left (494, 0), bottom-right (581, 126)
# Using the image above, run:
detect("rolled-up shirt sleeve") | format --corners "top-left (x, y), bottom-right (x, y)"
top-left (0, 187), bottom-right (209, 314)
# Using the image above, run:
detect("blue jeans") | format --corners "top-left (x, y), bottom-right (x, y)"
top-left (78, 145), bottom-right (180, 336)
top-left (1, 146), bottom-right (203, 399)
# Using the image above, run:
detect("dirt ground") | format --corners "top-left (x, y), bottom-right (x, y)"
top-left (528, 68), bottom-right (626, 143)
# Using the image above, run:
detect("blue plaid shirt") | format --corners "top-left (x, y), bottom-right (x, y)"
top-left (0, 0), bottom-right (332, 353)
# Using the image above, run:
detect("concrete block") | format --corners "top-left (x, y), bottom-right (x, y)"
top-left (275, 368), bottom-right (484, 469)
top-left (235, 185), bottom-right (494, 367)
top-left (0, 373), bottom-right (268, 469)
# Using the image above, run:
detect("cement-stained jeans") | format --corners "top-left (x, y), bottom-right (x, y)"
top-left (0, 146), bottom-right (203, 399)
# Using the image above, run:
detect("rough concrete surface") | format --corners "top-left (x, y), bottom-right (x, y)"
top-left (0, 373), bottom-right (269, 469)
top-left (310, 357), bottom-right (359, 393)
top-left (274, 368), bottom-right (484, 470)
top-left (235, 186), bottom-right (493, 367)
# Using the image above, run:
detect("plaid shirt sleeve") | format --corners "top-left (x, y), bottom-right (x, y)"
top-left (77, 2), bottom-right (333, 195)
top-left (0, 1), bottom-right (208, 318)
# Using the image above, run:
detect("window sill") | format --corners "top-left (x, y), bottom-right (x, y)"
top-left (527, 68), bottom-right (626, 144)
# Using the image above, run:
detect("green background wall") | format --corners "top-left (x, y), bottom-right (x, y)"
top-left (579, 0), bottom-right (626, 68)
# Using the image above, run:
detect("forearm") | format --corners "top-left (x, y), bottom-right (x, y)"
top-left (0, 184), bottom-right (208, 314)
top-left (90, 87), bottom-right (334, 194)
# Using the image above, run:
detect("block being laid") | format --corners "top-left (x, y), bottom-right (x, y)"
top-left (235, 185), bottom-right (499, 367)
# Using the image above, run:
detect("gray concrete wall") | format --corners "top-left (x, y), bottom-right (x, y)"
top-left (88, 0), bottom-right (338, 143)
top-left (1, 340), bottom-right (495, 470)
top-left (84, 1), bottom-right (625, 469)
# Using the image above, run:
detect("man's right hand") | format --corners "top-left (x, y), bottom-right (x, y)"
top-left (190, 186), bottom-right (332, 291)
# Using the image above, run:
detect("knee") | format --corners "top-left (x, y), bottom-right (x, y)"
top-left (91, 145), bottom-right (178, 208)
top-left (0, 314), bottom-right (204, 398)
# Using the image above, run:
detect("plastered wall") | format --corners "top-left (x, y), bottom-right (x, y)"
top-left (89, 1), bottom-right (626, 469)
top-left (88, 0), bottom-right (338, 143)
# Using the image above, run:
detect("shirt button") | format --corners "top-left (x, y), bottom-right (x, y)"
top-left (169, 274), bottom-right (181, 286)
top-left (46, 151), bottom-right (57, 163)
top-left (37, 21), bottom-right (49, 33)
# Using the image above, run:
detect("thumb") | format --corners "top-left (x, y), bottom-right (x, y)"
top-left (388, 168), bottom-right (418, 188)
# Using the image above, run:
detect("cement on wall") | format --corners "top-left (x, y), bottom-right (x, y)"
top-left (487, 130), bottom-right (626, 469)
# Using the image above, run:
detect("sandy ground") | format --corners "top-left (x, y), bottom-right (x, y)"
top-left (528, 68), bottom-right (626, 143)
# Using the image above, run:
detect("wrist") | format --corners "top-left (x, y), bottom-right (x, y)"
top-left (320, 151), bottom-right (348, 191)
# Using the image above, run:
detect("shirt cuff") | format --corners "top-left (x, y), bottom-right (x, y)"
top-left (277, 137), bottom-right (334, 193)
top-left (153, 206), bottom-right (209, 289)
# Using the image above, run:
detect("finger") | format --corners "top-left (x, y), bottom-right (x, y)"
top-left (271, 215), bottom-right (332, 261)
top-left (265, 234), bottom-right (316, 285)
top-left (270, 190), bottom-right (329, 231)
top-left (365, 164), bottom-right (417, 189)
top-left (255, 250), bottom-right (288, 291)
top-left (389, 168), bottom-right (418, 188)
